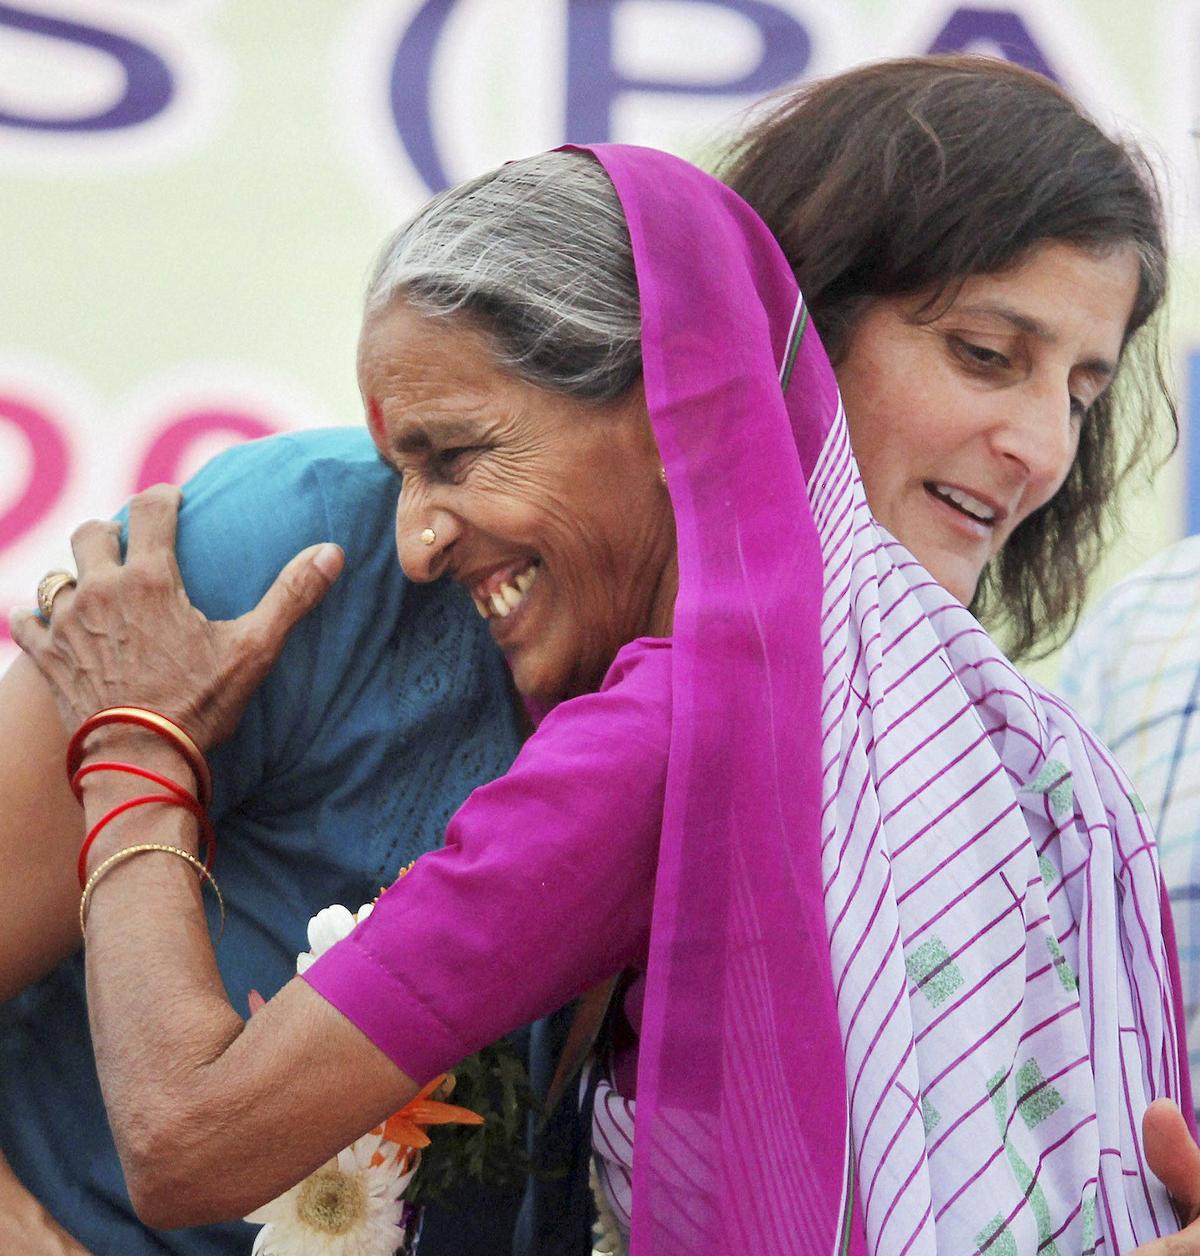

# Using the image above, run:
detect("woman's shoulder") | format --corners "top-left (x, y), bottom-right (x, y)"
top-left (603, 636), bottom-right (672, 691)
top-left (181, 427), bottom-right (396, 542)
top-left (168, 427), bottom-right (400, 621)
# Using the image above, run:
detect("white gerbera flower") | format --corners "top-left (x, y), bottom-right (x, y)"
top-left (296, 903), bottom-right (374, 975)
top-left (246, 1130), bottom-right (414, 1256)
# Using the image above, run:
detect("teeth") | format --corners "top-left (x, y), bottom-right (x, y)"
top-left (934, 484), bottom-right (995, 522)
top-left (474, 562), bottom-right (539, 619)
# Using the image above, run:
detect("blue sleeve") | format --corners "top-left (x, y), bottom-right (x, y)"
top-left (121, 427), bottom-right (403, 819)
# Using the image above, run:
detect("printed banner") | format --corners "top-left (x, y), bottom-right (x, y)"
top-left (2, 0), bottom-right (1196, 675)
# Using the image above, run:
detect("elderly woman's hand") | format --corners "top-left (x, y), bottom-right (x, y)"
top-left (9, 485), bottom-right (343, 752)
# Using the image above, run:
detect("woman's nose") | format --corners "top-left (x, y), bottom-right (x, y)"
top-left (395, 496), bottom-right (458, 582)
top-left (990, 388), bottom-right (1077, 491)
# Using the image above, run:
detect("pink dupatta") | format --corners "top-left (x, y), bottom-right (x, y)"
top-left (585, 143), bottom-right (867, 1254)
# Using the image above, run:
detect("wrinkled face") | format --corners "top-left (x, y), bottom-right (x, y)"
top-left (836, 241), bottom-right (1141, 605)
top-left (359, 301), bottom-right (676, 706)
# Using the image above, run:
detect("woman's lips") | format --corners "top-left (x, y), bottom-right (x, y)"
top-left (922, 482), bottom-right (1007, 540)
top-left (924, 481), bottom-right (999, 524)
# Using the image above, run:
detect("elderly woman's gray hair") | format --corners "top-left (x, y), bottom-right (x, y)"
top-left (366, 152), bottom-right (642, 403)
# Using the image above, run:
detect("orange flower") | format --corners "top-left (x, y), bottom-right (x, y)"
top-left (374, 1074), bottom-right (484, 1153)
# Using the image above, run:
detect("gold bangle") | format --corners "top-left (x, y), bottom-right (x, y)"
top-left (79, 843), bottom-right (225, 941)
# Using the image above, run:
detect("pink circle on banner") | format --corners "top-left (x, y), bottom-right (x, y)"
top-left (134, 410), bottom-right (278, 490)
top-left (0, 395), bottom-right (71, 551)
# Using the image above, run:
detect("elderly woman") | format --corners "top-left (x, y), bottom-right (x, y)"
top-left (12, 56), bottom-right (1200, 1256)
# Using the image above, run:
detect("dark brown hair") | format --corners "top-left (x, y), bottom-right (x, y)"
top-left (721, 55), bottom-right (1174, 660)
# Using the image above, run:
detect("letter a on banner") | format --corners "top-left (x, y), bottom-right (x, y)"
top-left (926, 7), bottom-right (1059, 80)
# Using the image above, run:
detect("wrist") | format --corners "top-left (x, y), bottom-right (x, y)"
top-left (68, 708), bottom-right (212, 809)
top-left (74, 728), bottom-right (200, 803)
top-left (72, 734), bottom-right (212, 882)
top-left (82, 797), bottom-right (202, 879)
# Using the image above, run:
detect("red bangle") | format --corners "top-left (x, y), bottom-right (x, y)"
top-left (72, 760), bottom-right (195, 804)
top-left (67, 708), bottom-right (212, 808)
top-left (76, 789), bottom-right (216, 889)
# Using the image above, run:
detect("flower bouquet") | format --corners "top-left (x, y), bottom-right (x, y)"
top-left (244, 902), bottom-right (485, 1255)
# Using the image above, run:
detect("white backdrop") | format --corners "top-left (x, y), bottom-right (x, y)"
top-left (2, 0), bottom-right (1198, 679)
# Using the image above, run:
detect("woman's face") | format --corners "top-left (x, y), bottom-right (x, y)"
top-left (835, 240), bottom-right (1141, 605)
top-left (358, 301), bottom-right (676, 706)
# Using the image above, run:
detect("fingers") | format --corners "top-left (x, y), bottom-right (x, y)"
top-left (9, 607), bottom-right (45, 654)
top-left (70, 519), bottom-right (121, 577)
top-left (1146, 1099), bottom-right (1200, 1224)
top-left (1131, 1218), bottom-right (1200, 1255)
top-left (61, 486), bottom-right (182, 582)
top-left (236, 543), bottom-right (344, 677)
top-left (126, 484), bottom-right (183, 573)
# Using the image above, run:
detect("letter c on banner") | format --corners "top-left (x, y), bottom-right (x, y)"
top-left (0, 395), bottom-right (70, 552)
top-left (390, 0), bottom-right (457, 195)
top-left (565, 0), bottom-right (811, 143)
top-left (134, 411), bottom-right (277, 492)
top-left (0, 2), bottom-right (173, 131)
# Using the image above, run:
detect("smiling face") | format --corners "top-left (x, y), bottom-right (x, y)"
top-left (359, 300), bottom-right (677, 706)
top-left (835, 240), bottom-right (1141, 605)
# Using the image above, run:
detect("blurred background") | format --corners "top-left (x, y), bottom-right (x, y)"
top-left (0, 0), bottom-right (1194, 679)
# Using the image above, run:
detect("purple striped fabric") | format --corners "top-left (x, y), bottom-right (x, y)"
top-left (593, 1075), bottom-right (636, 1242)
top-left (813, 401), bottom-right (1184, 1253)
top-left (596, 399), bottom-right (1189, 1252)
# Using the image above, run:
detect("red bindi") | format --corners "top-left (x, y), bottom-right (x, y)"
top-left (367, 396), bottom-right (385, 440)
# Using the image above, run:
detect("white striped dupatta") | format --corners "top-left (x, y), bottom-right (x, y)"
top-left (815, 398), bottom-right (1185, 1254)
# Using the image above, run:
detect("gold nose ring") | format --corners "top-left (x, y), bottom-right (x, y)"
top-left (420, 527), bottom-right (436, 546)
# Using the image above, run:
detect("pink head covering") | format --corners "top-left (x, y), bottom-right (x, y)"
top-left (580, 143), bottom-right (868, 1254)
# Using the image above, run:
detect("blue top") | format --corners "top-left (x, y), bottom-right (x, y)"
top-left (0, 428), bottom-right (525, 1253)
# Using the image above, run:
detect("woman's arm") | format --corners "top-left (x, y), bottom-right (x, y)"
top-left (0, 656), bottom-right (84, 1003)
top-left (0, 1150), bottom-right (92, 1254)
top-left (10, 489), bottom-right (384, 1225)
top-left (74, 734), bottom-right (416, 1227)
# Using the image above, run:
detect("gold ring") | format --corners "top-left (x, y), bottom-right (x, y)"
top-left (36, 570), bottom-right (77, 622)
top-left (420, 527), bottom-right (436, 546)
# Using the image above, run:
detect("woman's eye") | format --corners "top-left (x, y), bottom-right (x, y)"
top-left (951, 337), bottom-right (1010, 370)
top-left (434, 446), bottom-right (482, 477)
top-left (1069, 395), bottom-right (1089, 421)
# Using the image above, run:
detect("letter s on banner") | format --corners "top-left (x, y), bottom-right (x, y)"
top-left (0, 2), bottom-right (172, 132)
top-left (0, 1), bottom-right (226, 168)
